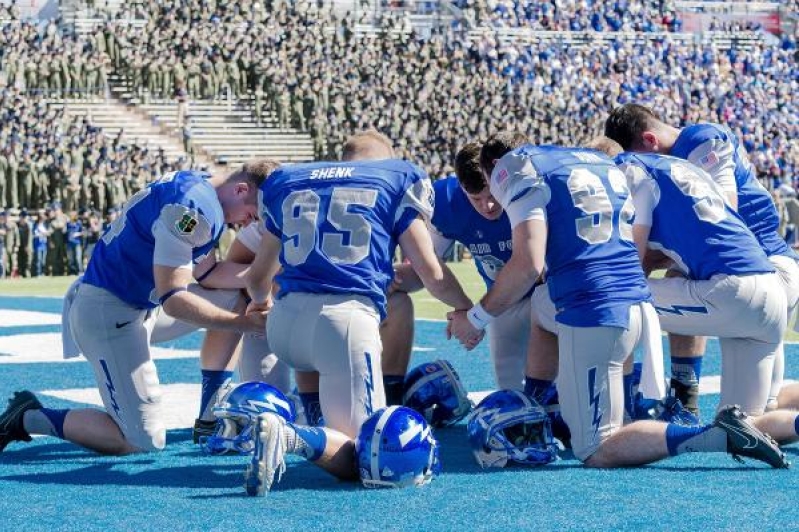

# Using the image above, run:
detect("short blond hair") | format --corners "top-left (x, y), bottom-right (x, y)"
top-left (342, 130), bottom-right (394, 161)
top-left (230, 159), bottom-right (281, 186)
top-left (585, 136), bottom-right (624, 157)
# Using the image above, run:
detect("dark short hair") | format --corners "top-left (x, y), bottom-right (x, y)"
top-left (479, 132), bottom-right (529, 177)
top-left (604, 104), bottom-right (661, 150)
top-left (454, 142), bottom-right (484, 194)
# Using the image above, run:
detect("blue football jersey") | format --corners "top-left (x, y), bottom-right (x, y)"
top-left (490, 145), bottom-right (651, 329)
top-left (83, 170), bottom-right (224, 308)
top-left (260, 159), bottom-right (433, 319)
top-left (670, 123), bottom-right (792, 258)
top-left (615, 152), bottom-right (774, 280)
top-left (431, 176), bottom-right (513, 289)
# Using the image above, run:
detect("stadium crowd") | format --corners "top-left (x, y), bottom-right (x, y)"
top-left (0, 0), bottom-right (796, 278)
top-left (101, 1), bottom-right (796, 181)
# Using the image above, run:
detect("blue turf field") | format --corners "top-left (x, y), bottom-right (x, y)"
top-left (1, 295), bottom-right (798, 531)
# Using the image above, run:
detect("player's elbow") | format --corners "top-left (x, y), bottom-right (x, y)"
top-left (160, 289), bottom-right (191, 320)
top-left (420, 274), bottom-right (448, 300)
top-left (507, 252), bottom-right (542, 287)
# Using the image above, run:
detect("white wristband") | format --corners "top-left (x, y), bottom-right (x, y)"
top-left (466, 302), bottom-right (494, 331)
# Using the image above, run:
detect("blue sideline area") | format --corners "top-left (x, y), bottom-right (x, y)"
top-left (1, 296), bottom-right (798, 530)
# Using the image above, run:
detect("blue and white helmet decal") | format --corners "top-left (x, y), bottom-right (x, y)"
top-left (355, 406), bottom-right (441, 488)
top-left (466, 390), bottom-right (558, 468)
top-left (403, 359), bottom-right (472, 427)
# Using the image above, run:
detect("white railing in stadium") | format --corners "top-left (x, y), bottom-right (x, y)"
top-left (674, 1), bottom-right (780, 14)
top-left (465, 28), bottom-right (763, 50)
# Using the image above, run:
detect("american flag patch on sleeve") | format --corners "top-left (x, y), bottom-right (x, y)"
top-left (699, 152), bottom-right (719, 167)
top-left (495, 167), bottom-right (509, 185)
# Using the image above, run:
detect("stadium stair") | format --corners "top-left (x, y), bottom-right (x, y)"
top-left (108, 75), bottom-right (315, 168)
top-left (50, 95), bottom-right (221, 173)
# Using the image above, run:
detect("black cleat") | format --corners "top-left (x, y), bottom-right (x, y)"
top-left (714, 405), bottom-right (789, 469)
top-left (669, 379), bottom-right (700, 417)
top-left (657, 396), bottom-right (701, 426)
top-left (549, 411), bottom-right (571, 450)
top-left (0, 390), bottom-right (42, 452)
top-left (193, 418), bottom-right (217, 444)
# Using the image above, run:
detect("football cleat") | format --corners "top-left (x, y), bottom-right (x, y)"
top-left (192, 418), bottom-right (217, 444)
top-left (530, 384), bottom-right (571, 449)
top-left (202, 381), bottom-right (296, 454)
top-left (714, 405), bottom-right (789, 469)
top-left (627, 362), bottom-right (660, 422)
top-left (548, 410), bottom-right (572, 450)
top-left (355, 406), bottom-right (441, 488)
top-left (244, 412), bottom-right (288, 496)
top-left (670, 379), bottom-right (700, 417)
top-left (657, 396), bottom-right (701, 426)
top-left (0, 390), bottom-right (42, 452)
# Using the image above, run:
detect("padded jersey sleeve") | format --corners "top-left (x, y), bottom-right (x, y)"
top-left (260, 185), bottom-right (282, 239)
top-left (152, 203), bottom-right (214, 268)
top-left (619, 162), bottom-right (659, 227)
top-left (394, 165), bottom-right (434, 235)
top-left (488, 151), bottom-right (550, 229)
top-left (236, 222), bottom-right (264, 253)
top-left (684, 132), bottom-right (736, 196)
top-left (429, 223), bottom-right (455, 259)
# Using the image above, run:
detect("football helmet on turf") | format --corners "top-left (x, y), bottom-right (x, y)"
top-left (402, 359), bottom-right (472, 427)
top-left (202, 381), bottom-right (296, 455)
top-left (355, 406), bottom-right (441, 488)
top-left (466, 390), bottom-right (558, 468)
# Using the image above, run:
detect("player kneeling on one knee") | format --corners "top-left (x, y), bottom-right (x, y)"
top-left (1, 164), bottom-right (272, 456)
top-left (449, 135), bottom-right (789, 469)
top-left (242, 132), bottom-right (472, 494)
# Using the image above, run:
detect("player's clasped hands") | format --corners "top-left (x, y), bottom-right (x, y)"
top-left (446, 310), bottom-right (484, 350)
top-left (243, 298), bottom-right (271, 337)
top-left (242, 310), bottom-right (267, 337)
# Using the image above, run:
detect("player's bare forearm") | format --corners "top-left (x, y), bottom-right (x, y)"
top-left (155, 263), bottom-right (263, 333)
top-left (424, 262), bottom-right (473, 310)
top-left (246, 231), bottom-right (281, 304)
top-left (162, 290), bottom-right (258, 332)
top-left (481, 219), bottom-right (544, 316)
top-left (197, 261), bottom-right (250, 290)
top-left (225, 239), bottom-right (257, 264)
top-left (390, 262), bottom-right (425, 294)
top-left (399, 218), bottom-right (472, 310)
top-left (481, 251), bottom-right (539, 316)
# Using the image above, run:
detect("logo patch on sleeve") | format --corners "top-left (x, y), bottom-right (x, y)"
top-left (176, 213), bottom-right (198, 234)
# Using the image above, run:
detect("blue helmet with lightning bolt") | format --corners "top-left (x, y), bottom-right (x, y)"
top-left (355, 406), bottom-right (441, 488)
top-left (202, 381), bottom-right (296, 455)
top-left (466, 390), bottom-right (558, 468)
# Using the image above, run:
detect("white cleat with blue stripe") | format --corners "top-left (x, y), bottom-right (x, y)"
top-left (245, 412), bottom-right (288, 496)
